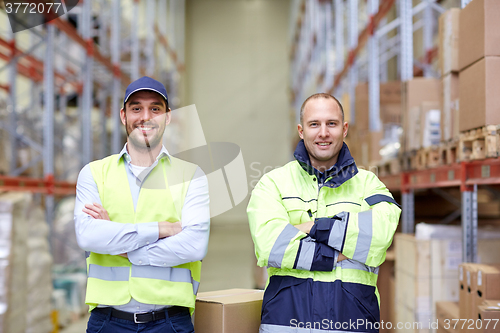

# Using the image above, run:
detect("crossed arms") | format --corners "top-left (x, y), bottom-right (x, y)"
top-left (247, 172), bottom-right (401, 272)
top-left (74, 164), bottom-right (210, 267)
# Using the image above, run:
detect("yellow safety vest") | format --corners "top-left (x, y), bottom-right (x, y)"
top-left (86, 154), bottom-right (200, 312)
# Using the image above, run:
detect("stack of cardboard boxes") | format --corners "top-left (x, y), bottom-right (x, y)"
top-left (438, 263), bottom-right (500, 333)
top-left (458, 0), bottom-right (500, 161)
top-left (394, 224), bottom-right (500, 333)
top-left (348, 81), bottom-right (402, 169)
top-left (400, 0), bottom-right (500, 168)
top-left (401, 78), bottom-right (441, 169)
top-left (458, 0), bottom-right (500, 133)
top-left (439, 8), bottom-right (460, 145)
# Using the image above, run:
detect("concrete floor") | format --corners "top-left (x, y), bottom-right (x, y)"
top-left (61, 222), bottom-right (256, 332)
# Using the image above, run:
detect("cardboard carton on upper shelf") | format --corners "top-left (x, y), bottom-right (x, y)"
top-left (402, 78), bottom-right (440, 152)
top-left (459, 0), bottom-right (500, 71)
top-left (194, 289), bottom-right (264, 333)
top-left (440, 73), bottom-right (459, 142)
top-left (459, 56), bottom-right (500, 132)
top-left (354, 82), bottom-right (402, 131)
top-left (439, 8), bottom-right (460, 75)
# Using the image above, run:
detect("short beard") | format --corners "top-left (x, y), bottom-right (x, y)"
top-left (125, 118), bottom-right (163, 153)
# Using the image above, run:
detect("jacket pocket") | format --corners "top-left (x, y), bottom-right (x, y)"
top-left (282, 198), bottom-right (315, 224)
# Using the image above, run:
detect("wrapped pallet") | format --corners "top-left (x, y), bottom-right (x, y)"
top-left (394, 223), bottom-right (500, 333)
top-left (52, 196), bottom-right (88, 323)
top-left (0, 192), bottom-right (30, 333)
top-left (26, 203), bottom-right (53, 333)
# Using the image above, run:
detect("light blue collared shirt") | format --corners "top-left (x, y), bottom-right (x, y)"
top-left (74, 143), bottom-right (210, 313)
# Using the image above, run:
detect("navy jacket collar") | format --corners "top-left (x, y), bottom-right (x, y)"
top-left (293, 140), bottom-right (358, 188)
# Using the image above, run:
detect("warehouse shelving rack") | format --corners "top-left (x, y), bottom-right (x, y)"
top-left (379, 158), bottom-right (500, 262)
top-left (288, 0), bottom-right (491, 263)
top-left (0, 0), bottom-right (186, 239)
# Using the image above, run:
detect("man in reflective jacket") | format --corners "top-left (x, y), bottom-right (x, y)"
top-left (74, 77), bottom-right (210, 333)
top-left (247, 93), bottom-right (400, 333)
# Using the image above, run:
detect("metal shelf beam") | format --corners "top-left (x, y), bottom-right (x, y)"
top-left (380, 157), bottom-right (500, 262)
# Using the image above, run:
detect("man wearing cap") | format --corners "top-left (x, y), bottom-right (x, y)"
top-left (74, 76), bottom-right (210, 332)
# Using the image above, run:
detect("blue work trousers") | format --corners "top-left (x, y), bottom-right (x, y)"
top-left (86, 308), bottom-right (195, 333)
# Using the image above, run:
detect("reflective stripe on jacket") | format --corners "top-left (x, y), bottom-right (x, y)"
top-left (247, 141), bottom-right (401, 332)
top-left (86, 154), bottom-right (201, 312)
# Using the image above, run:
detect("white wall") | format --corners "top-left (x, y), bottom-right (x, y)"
top-left (185, 0), bottom-right (292, 224)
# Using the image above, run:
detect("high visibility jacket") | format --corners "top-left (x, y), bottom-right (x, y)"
top-left (86, 154), bottom-right (201, 312)
top-left (247, 141), bottom-right (401, 333)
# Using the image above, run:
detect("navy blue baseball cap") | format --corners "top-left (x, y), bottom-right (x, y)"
top-left (123, 76), bottom-right (168, 105)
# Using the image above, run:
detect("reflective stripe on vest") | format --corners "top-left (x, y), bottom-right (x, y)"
top-left (88, 264), bottom-right (199, 294)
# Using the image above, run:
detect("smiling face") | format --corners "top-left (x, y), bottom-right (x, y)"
top-left (120, 90), bottom-right (171, 152)
top-left (297, 97), bottom-right (348, 172)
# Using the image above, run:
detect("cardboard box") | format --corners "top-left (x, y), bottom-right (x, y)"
top-left (370, 131), bottom-right (384, 166)
top-left (458, 264), bottom-right (500, 332)
top-left (459, 0), bottom-right (500, 71)
top-left (478, 300), bottom-right (500, 333)
top-left (436, 301), bottom-right (459, 333)
top-left (354, 82), bottom-right (402, 131)
top-left (342, 93), bottom-right (351, 123)
top-left (439, 8), bottom-right (460, 75)
top-left (380, 81), bottom-right (402, 105)
top-left (194, 289), bottom-right (264, 333)
top-left (440, 74), bottom-right (459, 142)
top-left (459, 57), bottom-right (500, 132)
top-left (355, 83), bottom-right (369, 131)
top-left (407, 106), bottom-right (421, 151)
top-left (475, 265), bottom-right (500, 313)
top-left (380, 104), bottom-right (402, 125)
top-left (458, 263), bottom-right (479, 332)
top-left (402, 79), bottom-right (441, 151)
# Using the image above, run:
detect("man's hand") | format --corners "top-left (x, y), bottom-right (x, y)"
top-left (294, 221), bottom-right (348, 262)
top-left (294, 221), bottom-right (314, 234)
top-left (337, 253), bottom-right (348, 262)
top-left (83, 203), bottom-right (110, 220)
top-left (158, 221), bottom-right (182, 238)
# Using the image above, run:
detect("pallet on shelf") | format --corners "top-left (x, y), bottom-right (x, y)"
top-left (377, 158), bottom-right (401, 177)
top-left (458, 125), bottom-right (500, 161)
top-left (439, 139), bottom-right (458, 165)
top-left (416, 146), bottom-right (441, 170)
top-left (400, 150), bottom-right (418, 171)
